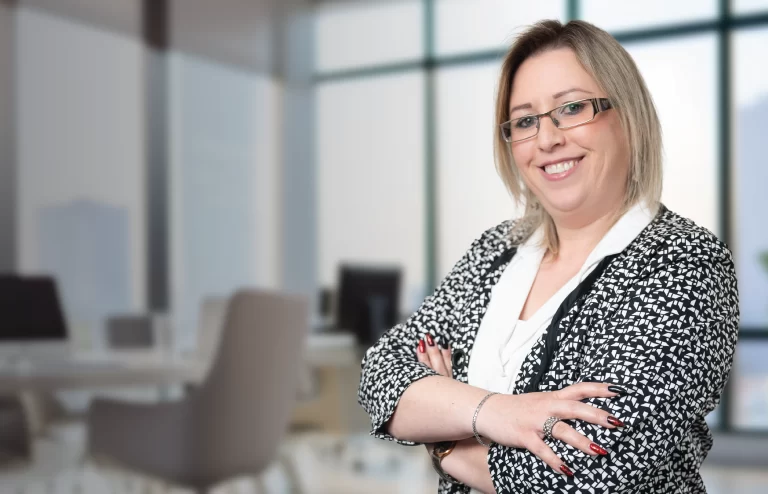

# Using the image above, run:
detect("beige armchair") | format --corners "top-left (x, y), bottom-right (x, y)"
top-left (86, 289), bottom-right (309, 493)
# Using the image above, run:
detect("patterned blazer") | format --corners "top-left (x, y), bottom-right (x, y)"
top-left (357, 205), bottom-right (740, 494)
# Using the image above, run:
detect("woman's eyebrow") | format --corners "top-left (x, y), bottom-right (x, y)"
top-left (552, 87), bottom-right (593, 99)
top-left (509, 102), bottom-right (532, 115)
top-left (508, 88), bottom-right (594, 115)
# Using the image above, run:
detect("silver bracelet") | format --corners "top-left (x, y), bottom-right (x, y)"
top-left (472, 392), bottom-right (498, 446)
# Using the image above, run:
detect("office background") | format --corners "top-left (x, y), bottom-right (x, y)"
top-left (0, 0), bottom-right (767, 486)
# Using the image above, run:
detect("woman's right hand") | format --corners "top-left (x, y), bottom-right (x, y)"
top-left (476, 383), bottom-right (625, 476)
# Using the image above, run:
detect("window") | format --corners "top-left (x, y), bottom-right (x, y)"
top-left (733, 0), bottom-right (768, 15)
top-left (733, 28), bottom-right (768, 330)
top-left (732, 342), bottom-right (768, 429)
top-left (168, 54), bottom-right (280, 352)
top-left (315, 1), bottom-right (423, 73)
top-left (16, 8), bottom-right (145, 350)
top-left (316, 72), bottom-right (426, 313)
top-left (625, 35), bottom-right (720, 236)
top-left (435, 63), bottom-right (520, 278)
top-left (580, 0), bottom-right (717, 32)
top-left (434, 0), bottom-right (565, 57)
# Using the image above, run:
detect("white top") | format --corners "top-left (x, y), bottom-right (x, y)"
top-left (468, 202), bottom-right (657, 395)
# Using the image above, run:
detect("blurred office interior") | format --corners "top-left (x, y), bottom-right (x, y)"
top-left (0, 0), bottom-right (768, 492)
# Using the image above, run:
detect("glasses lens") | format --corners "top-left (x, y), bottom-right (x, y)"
top-left (507, 115), bottom-right (538, 142)
top-left (553, 100), bottom-right (596, 127)
top-left (500, 122), bottom-right (512, 141)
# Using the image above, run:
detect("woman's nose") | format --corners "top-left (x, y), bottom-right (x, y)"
top-left (537, 115), bottom-right (565, 150)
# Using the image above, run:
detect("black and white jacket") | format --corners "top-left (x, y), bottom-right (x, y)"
top-left (357, 205), bottom-right (740, 494)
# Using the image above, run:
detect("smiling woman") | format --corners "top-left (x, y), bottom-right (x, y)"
top-left (358, 19), bottom-right (740, 494)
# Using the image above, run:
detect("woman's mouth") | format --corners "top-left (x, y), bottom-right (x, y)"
top-left (539, 157), bottom-right (582, 181)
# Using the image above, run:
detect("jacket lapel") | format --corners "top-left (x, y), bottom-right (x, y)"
top-left (452, 237), bottom-right (518, 383)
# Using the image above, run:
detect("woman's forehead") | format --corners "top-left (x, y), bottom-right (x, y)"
top-left (509, 49), bottom-right (599, 106)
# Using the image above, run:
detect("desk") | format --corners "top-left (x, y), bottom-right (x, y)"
top-left (304, 331), bottom-right (360, 367)
top-left (293, 331), bottom-right (369, 433)
top-left (0, 332), bottom-right (358, 395)
top-left (0, 353), bottom-right (206, 394)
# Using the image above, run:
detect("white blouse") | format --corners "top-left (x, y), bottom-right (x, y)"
top-left (468, 203), bottom-right (656, 395)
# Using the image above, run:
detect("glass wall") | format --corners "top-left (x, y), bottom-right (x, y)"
top-left (168, 54), bottom-right (281, 352)
top-left (15, 7), bottom-right (145, 351)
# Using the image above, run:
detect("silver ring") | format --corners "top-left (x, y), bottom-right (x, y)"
top-left (543, 416), bottom-right (560, 440)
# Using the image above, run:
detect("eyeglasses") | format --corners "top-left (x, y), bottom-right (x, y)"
top-left (500, 97), bottom-right (613, 143)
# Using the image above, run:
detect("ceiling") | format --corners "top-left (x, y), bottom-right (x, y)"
top-left (16, 0), bottom-right (309, 73)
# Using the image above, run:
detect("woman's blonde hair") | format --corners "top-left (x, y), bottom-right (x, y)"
top-left (494, 20), bottom-right (663, 254)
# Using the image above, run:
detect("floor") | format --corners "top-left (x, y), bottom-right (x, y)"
top-left (1, 422), bottom-right (767, 494)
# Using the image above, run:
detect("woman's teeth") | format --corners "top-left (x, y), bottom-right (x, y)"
top-left (544, 160), bottom-right (577, 175)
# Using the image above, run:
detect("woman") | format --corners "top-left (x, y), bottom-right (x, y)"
top-left (357, 19), bottom-right (739, 494)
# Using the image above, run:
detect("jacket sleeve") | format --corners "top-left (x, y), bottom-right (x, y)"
top-left (489, 235), bottom-right (740, 493)
top-left (357, 227), bottom-right (495, 445)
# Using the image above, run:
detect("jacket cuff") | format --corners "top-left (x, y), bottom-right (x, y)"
top-left (367, 362), bottom-right (439, 445)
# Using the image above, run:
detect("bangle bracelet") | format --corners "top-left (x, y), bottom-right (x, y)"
top-left (472, 392), bottom-right (498, 446)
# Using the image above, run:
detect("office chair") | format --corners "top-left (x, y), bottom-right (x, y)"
top-left (86, 289), bottom-right (309, 493)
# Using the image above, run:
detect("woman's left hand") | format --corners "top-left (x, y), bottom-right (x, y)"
top-left (416, 334), bottom-right (453, 378)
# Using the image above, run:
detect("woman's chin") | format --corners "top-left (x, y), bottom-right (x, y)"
top-left (539, 193), bottom-right (589, 217)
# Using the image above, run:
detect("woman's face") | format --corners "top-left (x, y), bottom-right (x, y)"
top-left (508, 47), bottom-right (630, 226)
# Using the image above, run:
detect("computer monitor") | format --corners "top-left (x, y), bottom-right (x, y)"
top-left (0, 275), bottom-right (69, 357)
top-left (336, 264), bottom-right (402, 347)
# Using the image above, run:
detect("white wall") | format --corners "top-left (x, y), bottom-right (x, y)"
top-left (15, 7), bottom-right (145, 349)
top-left (169, 53), bottom-right (281, 351)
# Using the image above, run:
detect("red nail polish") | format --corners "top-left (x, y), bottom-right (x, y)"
top-left (590, 443), bottom-right (608, 455)
top-left (418, 340), bottom-right (426, 353)
top-left (426, 334), bottom-right (434, 346)
top-left (607, 416), bottom-right (624, 427)
top-left (560, 464), bottom-right (574, 477)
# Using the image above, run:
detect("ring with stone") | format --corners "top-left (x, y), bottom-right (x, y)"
top-left (543, 416), bottom-right (561, 440)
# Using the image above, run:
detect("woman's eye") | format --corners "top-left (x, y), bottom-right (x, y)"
top-left (562, 103), bottom-right (585, 115)
top-left (515, 117), bottom-right (536, 129)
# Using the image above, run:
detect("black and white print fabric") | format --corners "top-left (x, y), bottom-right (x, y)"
top-left (357, 205), bottom-right (740, 494)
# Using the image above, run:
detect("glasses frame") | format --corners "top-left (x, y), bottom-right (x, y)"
top-left (500, 97), bottom-right (613, 143)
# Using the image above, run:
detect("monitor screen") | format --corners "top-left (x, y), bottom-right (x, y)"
top-left (0, 275), bottom-right (68, 342)
top-left (336, 265), bottom-right (401, 347)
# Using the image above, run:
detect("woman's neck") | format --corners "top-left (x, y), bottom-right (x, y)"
top-left (547, 207), bottom-right (620, 264)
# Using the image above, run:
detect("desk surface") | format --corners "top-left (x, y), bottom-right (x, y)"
top-left (0, 332), bottom-right (360, 393)
top-left (0, 352), bottom-right (206, 393)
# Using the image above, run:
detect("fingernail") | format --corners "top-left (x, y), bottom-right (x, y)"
top-left (608, 385), bottom-right (627, 395)
top-left (590, 443), bottom-right (608, 455)
top-left (418, 340), bottom-right (426, 353)
top-left (607, 416), bottom-right (624, 427)
top-left (438, 340), bottom-right (449, 349)
top-left (426, 334), bottom-right (434, 346)
top-left (560, 464), bottom-right (574, 477)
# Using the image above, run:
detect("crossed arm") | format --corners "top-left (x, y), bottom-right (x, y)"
top-left (358, 236), bottom-right (739, 493)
